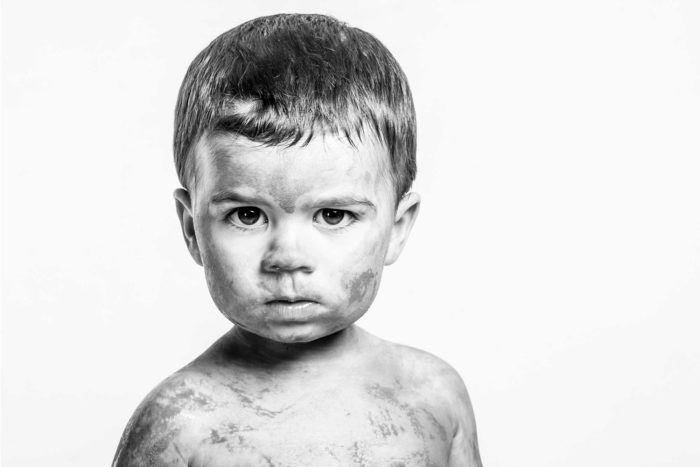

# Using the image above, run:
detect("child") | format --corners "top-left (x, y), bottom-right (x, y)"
top-left (113, 14), bottom-right (481, 467)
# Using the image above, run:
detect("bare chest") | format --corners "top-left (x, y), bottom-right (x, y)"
top-left (184, 380), bottom-right (452, 467)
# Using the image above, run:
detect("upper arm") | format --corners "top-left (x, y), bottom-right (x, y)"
top-left (448, 406), bottom-right (482, 467)
top-left (400, 345), bottom-right (482, 467)
top-left (444, 369), bottom-right (482, 467)
top-left (112, 377), bottom-right (197, 467)
top-left (112, 398), bottom-right (190, 467)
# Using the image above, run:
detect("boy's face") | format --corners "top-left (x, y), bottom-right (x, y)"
top-left (175, 133), bottom-right (419, 344)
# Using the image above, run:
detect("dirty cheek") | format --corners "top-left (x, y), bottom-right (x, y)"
top-left (345, 268), bottom-right (379, 305)
top-left (340, 227), bottom-right (392, 306)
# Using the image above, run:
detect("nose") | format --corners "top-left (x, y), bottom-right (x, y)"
top-left (261, 223), bottom-right (315, 274)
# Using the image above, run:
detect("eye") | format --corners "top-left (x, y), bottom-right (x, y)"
top-left (228, 207), bottom-right (267, 228)
top-left (314, 209), bottom-right (355, 228)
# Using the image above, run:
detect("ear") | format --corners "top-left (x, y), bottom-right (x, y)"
top-left (385, 192), bottom-right (421, 266)
top-left (173, 188), bottom-right (203, 266)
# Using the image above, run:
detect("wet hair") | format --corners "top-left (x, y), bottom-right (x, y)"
top-left (174, 13), bottom-right (416, 201)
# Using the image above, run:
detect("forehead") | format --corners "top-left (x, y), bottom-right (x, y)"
top-left (194, 133), bottom-right (393, 205)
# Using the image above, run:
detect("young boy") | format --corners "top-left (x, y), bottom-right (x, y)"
top-left (113, 14), bottom-right (481, 467)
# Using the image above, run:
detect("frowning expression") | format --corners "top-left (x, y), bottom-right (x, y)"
top-left (176, 133), bottom-right (417, 343)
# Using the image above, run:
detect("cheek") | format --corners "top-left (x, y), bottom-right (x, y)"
top-left (343, 268), bottom-right (380, 306)
top-left (336, 232), bottom-right (388, 307)
top-left (199, 228), bottom-right (261, 302)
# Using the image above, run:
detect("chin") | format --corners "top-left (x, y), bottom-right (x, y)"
top-left (267, 322), bottom-right (335, 344)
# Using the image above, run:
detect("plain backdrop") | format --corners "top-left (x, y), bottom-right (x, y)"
top-left (2, 0), bottom-right (699, 466)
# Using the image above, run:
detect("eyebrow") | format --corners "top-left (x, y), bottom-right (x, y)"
top-left (209, 190), bottom-right (263, 205)
top-left (309, 196), bottom-right (376, 211)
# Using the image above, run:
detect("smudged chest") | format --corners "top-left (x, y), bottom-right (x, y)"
top-left (190, 379), bottom-right (452, 466)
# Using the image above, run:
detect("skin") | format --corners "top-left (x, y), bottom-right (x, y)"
top-left (113, 133), bottom-right (481, 466)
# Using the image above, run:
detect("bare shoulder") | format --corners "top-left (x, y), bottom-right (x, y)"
top-left (384, 341), bottom-right (482, 467)
top-left (112, 368), bottom-right (217, 467)
top-left (383, 341), bottom-right (473, 409)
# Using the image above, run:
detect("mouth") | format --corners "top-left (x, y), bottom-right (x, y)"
top-left (266, 298), bottom-right (317, 306)
top-left (264, 298), bottom-right (320, 319)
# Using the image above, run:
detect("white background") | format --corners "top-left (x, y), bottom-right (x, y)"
top-left (2, 0), bottom-right (699, 466)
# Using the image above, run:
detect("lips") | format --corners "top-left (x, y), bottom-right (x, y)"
top-left (264, 298), bottom-right (321, 320)
top-left (268, 299), bottom-right (315, 304)
top-left (267, 299), bottom-right (316, 307)
top-left (265, 293), bottom-right (320, 305)
top-left (266, 299), bottom-right (317, 309)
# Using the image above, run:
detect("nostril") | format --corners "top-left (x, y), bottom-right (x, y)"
top-left (262, 255), bottom-right (314, 274)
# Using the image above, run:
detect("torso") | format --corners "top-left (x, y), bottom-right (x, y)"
top-left (174, 333), bottom-right (453, 466)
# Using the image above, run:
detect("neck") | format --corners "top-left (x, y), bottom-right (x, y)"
top-left (224, 325), bottom-right (366, 371)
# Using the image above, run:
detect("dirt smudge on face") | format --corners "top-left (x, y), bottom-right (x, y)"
top-left (267, 169), bottom-right (297, 213)
top-left (347, 269), bottom-right (377, 305)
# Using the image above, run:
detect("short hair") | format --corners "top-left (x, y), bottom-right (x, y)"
top-left (173, 13), bottom-right (416, 201)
